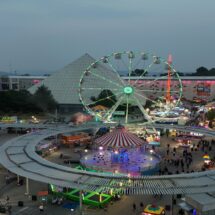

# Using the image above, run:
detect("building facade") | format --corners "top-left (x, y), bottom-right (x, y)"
top-left (125, 76), bottom-right (215, 102)
top-left (0, 75), bottom-right (47, 91)
top-left (28, 54), bottom-right (215, 114)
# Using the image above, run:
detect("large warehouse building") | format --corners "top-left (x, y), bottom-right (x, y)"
top-left (29, 53), bottom-right (122, 113)
top-left (29, 53), bottom-right (215, 113)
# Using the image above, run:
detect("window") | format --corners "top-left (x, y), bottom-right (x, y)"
top-left (2, 83), bottom-right (9, 90)
top-left (12, 83), bottom-right (18, 90)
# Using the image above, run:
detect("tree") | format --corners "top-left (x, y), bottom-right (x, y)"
top-left (90, 89), bottom-right (116, 108)
top-left (144, 100), bottom-right (153, 109)
top-left (32, 85), bottom-right (58, 112)
top-left (160, 71), bottom-right (184, 76)
top-left (206, 109), bottom-right (215, 121)
top-left (130, 69), bottom-right (148, 77)
top-left (195, 67), bottom-right (208, 76)
top-left (0, 90), bottom-right (41, 113)
top-left (206, 109), bottom-right (215, 128)
top-left (191, 67), bottom-right (215, 76)
top-left (177, 72), bottom-right (185, 76)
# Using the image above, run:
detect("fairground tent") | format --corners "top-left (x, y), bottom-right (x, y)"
top-left (95, 125), bottom-right (146, 148)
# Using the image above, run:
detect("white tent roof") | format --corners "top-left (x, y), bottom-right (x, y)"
top-left (186, 193), bottom-right (215, 211)
top-left (95, 126), bottom-right (146, 148)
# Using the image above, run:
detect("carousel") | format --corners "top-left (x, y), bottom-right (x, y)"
top-left (80, 125), bottom-right (161, 176)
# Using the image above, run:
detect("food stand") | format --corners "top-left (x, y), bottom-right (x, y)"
top-left (36, 140), bottom-right (58, 157)
top-left (142, 204), bottom-right (165, 215)
top-left (61, 133), bottom-right (91, 145)
top-left (37, 191), bottom-right (49, 203)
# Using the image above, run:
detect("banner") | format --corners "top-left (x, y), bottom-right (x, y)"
top-left (196, 83), bottom-right (211, 96)
top-left (0, 116), bottom-right (17, 123)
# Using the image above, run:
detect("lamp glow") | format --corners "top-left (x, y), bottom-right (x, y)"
top-left (123, 86), bottom-right (133, 95)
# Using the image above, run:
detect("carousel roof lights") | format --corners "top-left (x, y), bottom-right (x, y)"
top-left (95, 126), bottom-right (146, 148)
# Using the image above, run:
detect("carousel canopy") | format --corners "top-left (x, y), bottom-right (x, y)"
top-left (95, 125), bottom-right (146, 148)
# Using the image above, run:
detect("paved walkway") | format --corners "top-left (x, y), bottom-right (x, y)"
top-left (0, 177), bottom-right (180, 215)
top-left (0, 127), bottom-right (214, 214)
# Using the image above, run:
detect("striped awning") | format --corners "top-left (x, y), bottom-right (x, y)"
top-left (95, 126), bottom-right (145, 148)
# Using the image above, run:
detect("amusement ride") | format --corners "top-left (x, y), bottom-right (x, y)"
top-left (1, 51), bottom-right (215, 214)
top-left (78, 51), bottom-right (183, 124)
top-left (77, 50), bottom-right (184, 177)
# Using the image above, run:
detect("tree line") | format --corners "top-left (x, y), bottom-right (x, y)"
top-left (128, 67), bottom-right (215, 77)
top-left (190, 67), bottom-right (215, 76)
top-left (160, 67), bottom-right (215, 77)
top-left (0, 86), bottom-right (58, 114)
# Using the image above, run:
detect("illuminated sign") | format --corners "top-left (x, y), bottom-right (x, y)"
top-left (0, 116), bottom-right (17, 123)
top-left (196, 83), bottom-right (211, 96)
top-left (32, 80), bottom-right (41, 84)
top-left (113, 111), bottom-right (125, 116)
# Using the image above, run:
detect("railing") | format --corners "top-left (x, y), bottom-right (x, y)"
top-left (1, 123), bottom-right (215, 195)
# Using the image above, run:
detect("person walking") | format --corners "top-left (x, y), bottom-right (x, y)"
top-left (140, 202), bottom-right (144, 209)
top-left (132, 203), bottom-right (136, 212)
top-left (39, 204), bottom-right (44, 212)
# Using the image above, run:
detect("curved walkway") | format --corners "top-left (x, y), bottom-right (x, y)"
top-left (0, 123), bottom-right (215, 195)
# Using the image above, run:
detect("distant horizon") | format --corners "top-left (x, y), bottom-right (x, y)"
top-left (1, 52), bottom-right (214, 76)
top-left (1, 67), bottom-right (214, 77)
top-left (0, 1), bottom-right (215, 75)
top-left (1, 61), bottom-right (215, 76)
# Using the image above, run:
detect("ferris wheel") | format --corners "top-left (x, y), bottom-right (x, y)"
top-left (79, 51), bottom-right (183, 124)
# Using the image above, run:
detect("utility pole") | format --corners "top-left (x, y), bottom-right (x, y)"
top-left (79, 190), bottom-right (83, 215)
top-left (25, 178), bottom-right (29, 195)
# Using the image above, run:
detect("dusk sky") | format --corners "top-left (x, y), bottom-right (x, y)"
top-left (0, 0), bottom-right (215, 74)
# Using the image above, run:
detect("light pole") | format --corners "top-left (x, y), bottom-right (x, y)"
top-left (25, 178), bottom-right (29, 195)
top-left (79, 190), bottom-right (83, 215)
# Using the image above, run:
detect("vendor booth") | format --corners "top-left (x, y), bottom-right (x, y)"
top-left (182, 193), bottom-right (215, 215)
top-left (35, 140), bottom-right (58, 157)
top-left (142, 204), bottom-right (165, 215)
top-left (61, 132), bottom-right (91, 145)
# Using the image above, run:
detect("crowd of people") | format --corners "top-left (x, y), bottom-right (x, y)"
top-left (158, 134), bottom-right (215, 175)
